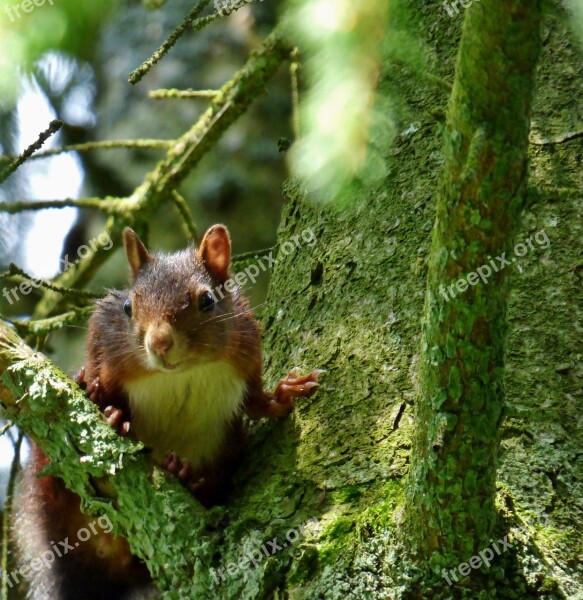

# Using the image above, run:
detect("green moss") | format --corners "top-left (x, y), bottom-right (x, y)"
top-left (286, 545), bottom-right (319, 587)
top-left (330, 486), bottom-right (363, 504)
top-left (321, 516), bottom-right (355, 541)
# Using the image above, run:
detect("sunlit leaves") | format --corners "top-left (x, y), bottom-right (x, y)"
top-left (286, 0), bottom-right (391, 206)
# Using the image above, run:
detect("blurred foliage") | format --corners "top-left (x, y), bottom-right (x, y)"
top-left (0, 0), bottom-right (118, 104)
top-left (288, 0), bottom-right (391, 206)
top-left (286, 0), bottom-right (430, 208)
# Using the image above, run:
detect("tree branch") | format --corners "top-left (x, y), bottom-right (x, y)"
top-left (0, 120), bottom-right (62, 184)
top-left (0, 197), bottom-right (126, 214)
top-left (129, 0), bottom-right (212, 85)
top-left (31, 28), bottom-right (289, 321)
top-left (405, 0), bottom-right (543, 571)
top-left (0, 140), bottom-right (171, 165)
top-left (0, 320), bottom-right (210, 595)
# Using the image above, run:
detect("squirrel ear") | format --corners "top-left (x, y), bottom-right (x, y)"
top-left (197, 225), bottom-right (231, 283)
top-left (123, 227), bottom-right (151, 279)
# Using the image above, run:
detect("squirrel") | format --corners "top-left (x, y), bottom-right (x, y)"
top-left (13, 224), bottom-right (321, 599)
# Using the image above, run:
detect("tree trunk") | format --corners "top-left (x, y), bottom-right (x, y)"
top-left (404, 0), bottom-right (542, 578)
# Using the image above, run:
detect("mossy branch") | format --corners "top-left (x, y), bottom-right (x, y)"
top-left (2, 307), bottom-right (94, 336)
top-left (405, 0), bottom-right (543, 574)
top-left (0, 140), bottom-right (171, 166)
top-left (0, 264), bottom-right (102, 300)
top-left (129, 0), bottom-right (212, 85)
top-left (0, 321), bottom-right (210, 596)
top-left (231, 246), bottom-right (276, 269)
top-left (149, 89), bottom-right (220, 100)
top-left (0, 197), bottom-right (126, 215)
top-left (0, 120), bottom-right (62, 184)
top-left (170, 190), bottom-right (199, 242)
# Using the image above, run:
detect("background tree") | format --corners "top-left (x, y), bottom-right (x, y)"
top-left (405, 0), bottom-right (542, 580)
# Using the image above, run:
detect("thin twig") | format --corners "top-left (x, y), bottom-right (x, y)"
top-left (191, 11), bottom-right (225, 30)
top-left (0, 197), bottom-right (126, 215)
top-left (2, 306), bottom-right (95, 336)
top-left (170, 190), bottom-right (199, 243)
top-left (0, 139), bottom-right (171, 165)
top-left (129, 0), bottom-right (212, 85)
top-left (149, 89), bottom-right (220, 100)
top-left (0, 119), bottom-right (63, 183)
top-left (0, 421), bottom-right (14, 436)
top-left (206, 0), bottom-right (264, 21)
top-left (0, 264), bottom-right (102, 299)
top-left (232, 246), bottom-right (276, 267)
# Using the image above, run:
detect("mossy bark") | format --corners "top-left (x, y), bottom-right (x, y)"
top-left (404, 0), bottom-right (543, 579)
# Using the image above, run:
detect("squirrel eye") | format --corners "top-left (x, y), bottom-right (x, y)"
top-left (198, 291), bottom-right (215, 313)
top-left (123, 299), bottom-right (132, 318)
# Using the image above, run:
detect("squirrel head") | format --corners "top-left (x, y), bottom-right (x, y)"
top-left (121, 226), bottom-right (239, 372)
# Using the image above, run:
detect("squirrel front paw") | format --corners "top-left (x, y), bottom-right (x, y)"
top-left (275, 367), bottom-right (323, 401)
top-left (75, 367), bottom-right (105, 405)
top-left (163, 451), bottom-right (193, 484)
top-left (271, 367), bottom-right (323, 416)
top-left (103, 405), bottom-right (131, 436)
top-left (76, 368), bottom-right (131, 435)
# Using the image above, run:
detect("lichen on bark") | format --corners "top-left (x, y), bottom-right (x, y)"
top-left (404, 0), bottom-right (543, 577)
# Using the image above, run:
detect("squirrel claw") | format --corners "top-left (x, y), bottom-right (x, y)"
top-left (188, 477), bottom-right (207, 493)
top-left (84, 376), bottom-right (104, 405)
top-left (104, 405), bottom-right (131, 436)
top-left (274, 368), bottom-right (322, 405)
top-left (258, 368), bottom-right (322, 418)
top-left (163, 452), bottom-right (192, 483)
top-left (104, 406), bottom-right (121, 425)
top-left (74, 366), bottom-right (87, 389)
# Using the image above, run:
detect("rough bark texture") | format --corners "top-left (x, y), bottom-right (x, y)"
top-left (404, 0), bottom-right (542, 579)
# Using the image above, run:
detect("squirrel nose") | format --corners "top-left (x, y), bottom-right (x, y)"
top-left (147, 325), bottom-right (174, 358)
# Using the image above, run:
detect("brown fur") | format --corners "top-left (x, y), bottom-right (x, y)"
top-left (14, 445), bottom-right (150, 600)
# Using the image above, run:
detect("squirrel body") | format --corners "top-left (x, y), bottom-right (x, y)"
top-left (126, 359), bottom-right (246, 470)
top-left (14, 225), bottom-right (320, 599)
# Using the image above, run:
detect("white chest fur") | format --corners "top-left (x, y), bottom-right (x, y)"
top-left (124, 361), bottom-right (247, 471)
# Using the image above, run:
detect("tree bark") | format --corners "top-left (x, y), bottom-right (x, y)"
top-left (404, 0), bottom-right (542, 580)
